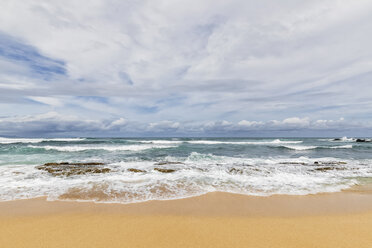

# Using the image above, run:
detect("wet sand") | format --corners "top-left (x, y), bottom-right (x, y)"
top-left (1, 191), bottom-right (372, 248)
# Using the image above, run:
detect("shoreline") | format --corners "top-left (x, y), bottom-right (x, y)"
top-left (1, 191), bottom-right (372, 247)
top-left (2, 188), bottom-right (372, 217)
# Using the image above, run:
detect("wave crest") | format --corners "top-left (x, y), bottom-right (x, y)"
top-left (27, 144), bottom-right (177, 152)
top-left (187, 139), bottom-right (302, 145)
top-left (283, 145), bottom-right (353, 150)
top-left (0, 137), bottom-right (85, 144)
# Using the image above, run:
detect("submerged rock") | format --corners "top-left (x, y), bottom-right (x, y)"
top-left (328, 161), bottom-right (347, 165)
top-left (279, 162), bottom-right (307, 165)
top-left (154, 161), bottom-right (184, 166)
top-left (44, 162), bottom-right (105, 166)
top-left (228, 168), bottom-right (244, 174)
top-left (128, 168), bottom-right (146, 173)
top-left (154, 168), bottom-right (176, 173)
top-left (314, 167), bottom-right (333, 172)
top-left (36, 162), bottom-right (110, 177)
top-left (314, 166), bottom-right (347, 172)
top-left (314, 161), bottom-right (347, 165)
top-left (312, 161), bottom-right (348, 172)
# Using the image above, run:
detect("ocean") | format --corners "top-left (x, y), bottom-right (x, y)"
top-left (0, 137), bottom-right (371, 203)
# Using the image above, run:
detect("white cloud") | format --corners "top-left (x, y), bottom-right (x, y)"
top-left (28, 96), bottom-right (64, 107)
top-left (282, 117), bottom-right (310, 126)
top-left (110, 117), bottom-right (126, 127)
top-left (0, 1), bottom-right (372, 135)
top-left (0, 111), bottom-right (371, 137)
top-left (238, 120), bottom-right (264, 128)
top-left (148, 121), bottom-right (180, 132)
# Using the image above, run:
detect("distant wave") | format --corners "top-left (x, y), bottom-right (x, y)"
top-left (283, 144), bottom-right (353, 151)
top-left (186, 139), bottom-right (302, 145)
top-left (321, 137), bottom-right (367, 142)
top-left (27, 144), bottom-right (177, 152)
top-left (282, 145), bottom-right (318, 151)
top-left (330, 145), bottom-right (353, 149)
top-left (335, 137), bottom-right (355, 142)
top-left (0, 137), bottom-right (85, 144)
top-left (136, 140), bottom-right (184, 144)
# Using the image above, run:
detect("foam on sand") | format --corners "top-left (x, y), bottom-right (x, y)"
top-left (0, 152), bottom-right (370, 204)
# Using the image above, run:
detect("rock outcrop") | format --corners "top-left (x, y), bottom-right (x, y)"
top-left (128, 168), bottom-right (146, 173)
top-left (154, 161), bottom-right (184, 165)
top-left (154, 168), bottom-right (176, 173)
top-left (36, 162), bottom-right (110, 177)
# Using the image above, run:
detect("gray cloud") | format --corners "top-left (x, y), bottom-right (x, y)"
top-left (0, 0), bottom-right (372, 136)
top-left (0, 112), bottom-right (370, 137)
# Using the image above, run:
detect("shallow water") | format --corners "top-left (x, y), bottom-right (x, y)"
top-left (0, 137), bottom-right (371, 203)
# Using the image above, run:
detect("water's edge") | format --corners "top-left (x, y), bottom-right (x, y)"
top-left (1, 137), bottom-right (371, 204)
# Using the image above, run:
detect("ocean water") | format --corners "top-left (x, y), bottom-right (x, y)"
top-left (0, 137), bottom-right (372, 203)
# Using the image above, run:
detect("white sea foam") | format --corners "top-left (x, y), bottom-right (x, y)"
top-left (282, 145), bottom-right (318, 150)
top-left (330, 145), bottom-right (353, 149)
top-left (320, 137), bottom-right (356, 142)
top-left (186, 139), bottom-right (302, 145)
top-left (27, 144), bottom-right (177, 152)
top-left (283, 144), bottom-right (353, 150)
top-left (0, 137), bottom-right (85, 144)
top-left (0, 152), bottom-right (370, 203)
top-left (339, 137), bottom-right (355, 142)
top-left (136, 140), bottom-right (184, 144)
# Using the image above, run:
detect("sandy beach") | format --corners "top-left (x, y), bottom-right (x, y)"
top-left (2, 0), bottom-right (372, 246)
top-left (1, 191), bottom-right (372, 248)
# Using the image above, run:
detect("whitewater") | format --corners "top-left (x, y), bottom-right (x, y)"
top-left (0, 137), bottom-right (371, 203)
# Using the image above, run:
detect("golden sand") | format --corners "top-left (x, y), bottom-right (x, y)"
top-left (1, 192), bottom-right (372, 248)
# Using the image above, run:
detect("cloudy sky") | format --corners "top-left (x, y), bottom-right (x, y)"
top-left (0, 0), bottom-right (372, 137)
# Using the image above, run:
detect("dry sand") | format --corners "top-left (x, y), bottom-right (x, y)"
top-left (1, 191), bottom-right (372, 248)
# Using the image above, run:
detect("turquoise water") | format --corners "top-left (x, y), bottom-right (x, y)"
top-left (0, 137), bottom-right (371, 203)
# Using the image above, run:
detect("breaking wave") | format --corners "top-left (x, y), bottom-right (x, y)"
top-left (0, 151), bottom-right (370, 203)
top-left (136, 140), bottom-right (184, 144)
top-left (282, 145), bottom-right (353, 150)
top-left (1, 137), bottom-right (372, 204)
top-left (27, 144), bottom-right (178, 152)
top-left (0, 137), bottom-right (85, 144)
top-left (186, 139), bottom-right (302, 145)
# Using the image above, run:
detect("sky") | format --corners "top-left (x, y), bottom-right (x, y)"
top-left (0, 0), bottom-right (372, 137)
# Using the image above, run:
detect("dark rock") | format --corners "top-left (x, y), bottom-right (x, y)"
top-left (314, 161), bottom-right (347, 165)
top-left (128, 168), bottom-right (146, 173)
top-left (71, 162), bottom-right (105, 166)
top-left (325, 161), bottom-right (347, 165)
top-left (44, 162), bottom-right (62, 166)
top-left (154, 168), bottom-right (176, 173)
top-left (228, 168), bottom-right (244, 174)
top-left (356, 139), bottom-right (366, 142)
top-left (36, 162), bottom-right (109, 177)
top-left (154, 161), bottom-right (184, 166)
top-left (43, 162), bottom-right (104, 166)
top-left (93, 168), bottom-right (111, 173)
top-left (333, 138), bottom-right (342, 141)
top-left (314, 166), bottom-right (347, 172)
top-left (314, 167), bottom-right (333, 172)
top-left (279, 162), bottom-right (307, 165)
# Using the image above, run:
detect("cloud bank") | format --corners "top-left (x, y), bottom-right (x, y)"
top-left (0, 112), bottom-right (370, 137)
top-left (0, 0), bottom-right (372, 136)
